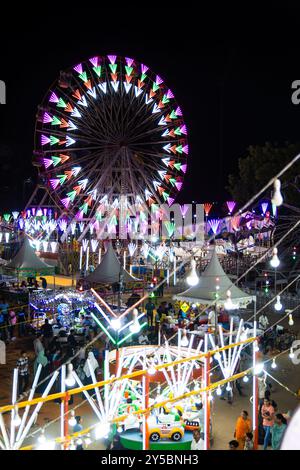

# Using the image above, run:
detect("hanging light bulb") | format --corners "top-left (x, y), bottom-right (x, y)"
top-left (271, 179), bottom-right (283, 207)
top-left (271, 358), bottom-right (277, 369)
top-left (111, 318), bottom-right (121, 330)
top-left (180, 329), bottom-right (189, 347)
top-left (243, 375), bottom-right (249, 383)
top-left (194, 381), bottom-right (200, 391)
top-left (38, 429), bottom-right (46, 444)
top-left (254, 362), bottom-right (264, 375)
top-left (65, 363), bottom-right (76, 387)
top-left (216, 386), bottom-right (222, 396)
top-left (12, 406), bottom-right (21, 427)
top-left (270, 247), bottom-right (280, 268)
top-left (214, 352), bottom-right (221, 360)
top-left (289, 314), bottom-right (294, 326)
top-left (226, 383), bottom-right (232, 392)
top-left (85, 434), bottom-right (92, 445)
top-left (76, 437), bottom-right (83, 446)
top-left (36, 429), bottom-right (55, 450)
top-left (254, 340), bottom-right (260, 352)
top-left (274, 295), bottom-right (282, 311)
top-left (289, 347), bottom-right (295, 359)
top-left (68, 410), bottom-right (77, 427)
top-left (69, 439), bottom-right (76, 450)
top-left (240, 328), bottom-right (248, 341)
top-left (208, 392), bottom-right (213, 401)
top-left (95, 422), bottom-right (110, 439)
top-left (186, 259), bottom-right (199, 286)
top-left (117, 425), bottom-right (123, 433)
top-left (148, 359), bottom-right (156, 375)
top-left (129, 308), bottom-right (141, 334)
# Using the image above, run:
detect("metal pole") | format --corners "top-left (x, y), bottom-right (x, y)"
top-left (204, 334), bottom-right (211, 450)
top-left (253, 320), bottom-right (259, 450)
top-left (144, 373), bottom-right (150, 450)
top-left (63, 392), bottom-right (69, 450)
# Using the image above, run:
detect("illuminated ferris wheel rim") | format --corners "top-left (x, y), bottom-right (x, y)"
top-left (34, 54), bottom-right (189, 220)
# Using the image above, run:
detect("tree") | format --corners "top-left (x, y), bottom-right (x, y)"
top-left (226, 142), bottom-right (300, 206)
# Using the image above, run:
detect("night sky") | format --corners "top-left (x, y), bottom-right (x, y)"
top-left (1, 6), bottom-right (300, 211)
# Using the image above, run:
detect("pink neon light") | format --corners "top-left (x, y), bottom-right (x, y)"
top-left (73, 63), bottom-right (83, 74)
top-left (141, 64), bottom-right (149, 74)
top-left (167, 197), bottom-right (174, 207)
top-left (41, 135), bottom-right (51, 146)
top-left (89, 56), bottom-right (99, 67)
top-left (180, 124), bottom-right (187, 135)
top-left (107, 55), bottom-right (117, 64)
top-left (181, 164), bottom-right (187, 173)
top-left (156, 75), bottom-right (164, 85)
top-left (50, 179), bottom-right (60, 190)
top-left (226, 201), bottom-right (236, 214)
top-left (61, 197), bottom-right (70, 208)
top-left (180, 204), bottom-right (189, 217)
top-left (208, 218), bottom-right (220, 234)
top-left (75, 210), bottom-right (84, 220)
top-left (43, 112), bottom-right (53, 124)
top-left (43, 158), bottom-right (53, 169)
top-left (261, 202), bottom-right (268, 215)
top-left (49, 92), bottom-right (59, 103)
top-left (175, 182), bottom-right (183, 191)
top-left (182, 145), bottom-right (189, 154)
top-left (166, 89), bottom-right (174, 99)
top-left (176, 106), bottom-right (183, 116)
top-left (125, 57), bottom-right (134, 67)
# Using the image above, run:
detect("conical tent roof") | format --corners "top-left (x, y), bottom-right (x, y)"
top-left (174, 249), bottom-right (254, 307)
top-left (6, 237), bottom-right (53, 271)
top-left (86, 242), bottom-right (140, 284)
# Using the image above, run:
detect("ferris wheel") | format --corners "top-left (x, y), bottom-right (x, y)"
top-left (34, 55), bottom-right (188, 221)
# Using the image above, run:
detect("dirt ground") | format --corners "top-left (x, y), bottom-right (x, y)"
top-left (0, 288), bottom-right (299, 451)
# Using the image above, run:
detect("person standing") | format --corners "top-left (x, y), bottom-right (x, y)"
top-left (234, 410), bottom-right (251, 449)
top-left (17, 309), bottom-right (26, 337)
top-left (271, 414), bottom-right (287, 450)
top-left (261, 398), bottom-right (275, 450)
top-left (40, 318), bottom-right (53, 351)
top-left (145, 299), bottom-right (155, 327)
top-left (8, 309), bottom-right (17, 340)
top-left (16, 350), bottom-right (30, 398)
top-left (33, 334), bottom-right (44, 356)
top-left (191, 429), bottom-right (204, 450)
top-left (73, 416), bottom-right (83, 433)
top-left (0, 338), bottom-right (6, 364)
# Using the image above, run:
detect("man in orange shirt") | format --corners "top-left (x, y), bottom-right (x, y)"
top-left (234, 410), bottom-right (252, 450)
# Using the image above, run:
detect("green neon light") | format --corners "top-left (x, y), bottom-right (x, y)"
top-left (169, 178), bottom-right (176, 186)
top-left (174, 162), bottom-right (181, 171)
top-left (93, 65), bottom-right (102, 77)
top-left (109, 64), bottom-right (118, 74)
top-left (79, 71), bottom-right (88, 82)
top-left (80, 203), bottom-right (89, 214)
top-left (51, 116), bottom-right (61, 126)
top-left (125, 65), bottom-right (133, 75)
top-left (162, 95), bottom-right (170, 105)
top-left (170, 110), bottom-right (178, 119)
top-left (162, 192), bottom-right (169, 201)
top-left (174, 127), bottom-right (181, 136)
top-left (50, 136), bottom-right (60, 145)
top-left (176, 145), bottom-right (183, 154)
top-left (90, 312), bottom-right (116, 344)
top-left (117, 322), bottom-right (147, 347)
top-left (3, 213), bottom-right (10, 222)
top-left (152, 83), bottom-right (160, 92)
top-left (57, 98), bottom-right (67, 108)
top-left (140, 73), bottom-right (147, 82)
top-left (67, 190), bottom-right (77, 202)
top-left (57, 174), bottom-right (68, 185)
top-left (51, 156), bottom-right (61, 166)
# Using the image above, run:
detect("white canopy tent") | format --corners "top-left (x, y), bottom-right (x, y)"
top-left (174, 249), bottom-right (255, 308)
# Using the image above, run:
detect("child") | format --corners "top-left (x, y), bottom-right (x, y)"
top-left (244, 432), bottom-right (254, 450)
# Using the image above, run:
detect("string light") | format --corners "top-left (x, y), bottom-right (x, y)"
top-left (254, 340), bottom-right (260, 352)
top-left (243, 375), bottom-right (249, 383)
top-left (111, 318), bottom-right (121, 330)
top-left (65, 363), bottom-right (76, 387)
top-left (68, 410), bottom-right (77, 427)
top-left (216, 386), bottom-right (222, 396)
top-left (95, 422), bottom-right (110, 439)
top-left (129, 308), bottom-right (141, 334)
top-left (180, 329), bottom-right (189, 347)
top-left (271, 179), bottom-right (283, 207)
top-left (270, 247), bottom-right (280, 268)
top-left (148, 360), bottom-right (156, 375)
top-left (85, 434), bottom-right (92, 445)
top-left (117, 425), bottom-right (123, 433)
top-left (288, 314), bottom-right (294, 326)
top-left (274, 295), bottom-right (282, 311)
top-left (186, 259), bottom-right (199, 286)
top-left (289, 348), bottom-right (295, 359)
top-left (12, 406), bottom-right (21, 427)
top-left (254, 362), bottom-right (264, 375)
top-left (271, 358), bottom-right (277, 369)
top-left (69, 439), bottom-right (76, 450)
top-left (226, 383), bottom-right (232, 392)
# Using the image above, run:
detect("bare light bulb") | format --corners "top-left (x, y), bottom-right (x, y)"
top-left (180, 329), bottom-right (189, 347)
top-left (289, 348), bottom-right (295, 359)
top-left (270, 247), bottom-right (280, 268)
top-left (129, 308), bottom-right (141, 334)
top-left (68, 410), bottom-right (77, 427)
top-left (186, 259), bottom-right (199, 286)
top-left (226, 383), bottom-right (232, 392)
top-left (271, 179), bottom-right (283, 207)
top-left (254, 362), bottom-right (264, 375)
top-left (289, 314), bottom-right (294, 326)
top-left (111, 318), bottom-right (121, 330)
top-left (216, 386), bottom-right (222, 396)
top-left (65, 363), bottom-right (76, 387)
top-left (85, 434), bottom-right (92, 445)
top-left (12, 407), bottom-right (21, 427)
top-left (148, 361), bottom-right (156, 375)
top-left (274, 295), bottom-right (282, 311)
top-left (243, 375), bottom-right (249, 383)
top-left (271, 358), bottom-right (277, 369)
